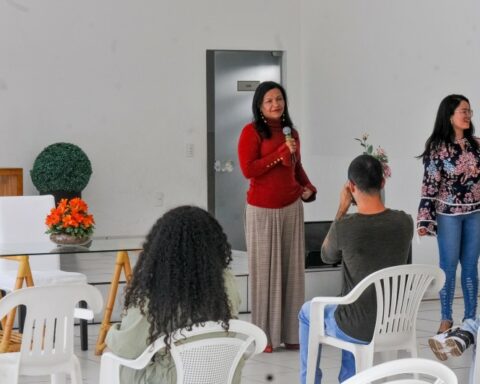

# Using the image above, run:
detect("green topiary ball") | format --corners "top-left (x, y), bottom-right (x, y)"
top-left (30, 142), bottom-right (92, 193)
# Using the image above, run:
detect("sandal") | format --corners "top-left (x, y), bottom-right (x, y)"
top-left (437, 320), bottom-right (453, 334)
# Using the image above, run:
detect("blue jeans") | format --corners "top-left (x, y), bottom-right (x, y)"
top-left (299, 302), bottom-right (368, 384)
top-left (437, 212), bottom-right (480, 321)
top-left (461, 315), bottom-right (480, 383)
top-left (461, 315), bottom-right (480, 342)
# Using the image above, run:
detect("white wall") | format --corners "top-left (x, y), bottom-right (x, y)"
top-left (0, 0), bottom-right (301, 236)
top-left (300, 0), bottom-right (480, 264)
top-left (2, 0), bottom-right (479, 268)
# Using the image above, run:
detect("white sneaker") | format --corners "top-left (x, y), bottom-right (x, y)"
top-left (428, 327), bottom-right (474, 361)
top-left (428, 332), bottom-right (449, 361)
top-left (443, 327), bottom-right (474, 357)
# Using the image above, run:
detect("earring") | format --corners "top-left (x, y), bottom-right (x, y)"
top-left (282, 113), bottom-right (286, 122)
top-left (260, 113), bottom-right (267, 124)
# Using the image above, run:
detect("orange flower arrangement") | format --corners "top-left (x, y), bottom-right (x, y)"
top-left (46, 198), bottom-right (95, 238)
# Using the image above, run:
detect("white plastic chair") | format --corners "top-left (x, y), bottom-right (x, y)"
top-left (0, 283), bottom-right (103, 384)
top-left (0, 195), bottom-right (88, 351)
top-left (342, 357), bottom-right (457, 384)
top-left (99, 319), bottom-right (267, 384)
top-left (307, 264), bottom-right (445, 383)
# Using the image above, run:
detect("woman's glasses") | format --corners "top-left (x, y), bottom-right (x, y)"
top-left (456, 109), bottom-right (474, 117)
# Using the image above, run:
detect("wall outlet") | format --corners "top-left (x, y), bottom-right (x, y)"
top-left (154, 192), bottom-right (164, 207)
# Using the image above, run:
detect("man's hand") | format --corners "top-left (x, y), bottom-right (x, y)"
top-left (335, 182), bottom-right (353, 220)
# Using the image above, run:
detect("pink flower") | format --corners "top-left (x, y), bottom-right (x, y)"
top-left (382, 163), bottom-right (391, 178)
top-left (355, 134), bottom-right (391, 178)
top-left (376, 147), bottom-right (386, 156)
top-left (471, 183), bottom-right (480, 201)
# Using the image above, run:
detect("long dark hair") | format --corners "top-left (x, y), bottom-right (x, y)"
top-left (123, 205), bottom-right (233, 347)
top-left (418, 94), bottom-right (478, 159)
top-left (252, 81), bottom-right (294, 139)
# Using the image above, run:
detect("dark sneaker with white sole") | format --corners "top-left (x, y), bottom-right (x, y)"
top-left (428, 327), bottom-right (474, 361)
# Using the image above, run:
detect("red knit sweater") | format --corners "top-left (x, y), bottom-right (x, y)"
top-left (237, 121), bottom-right (317, 208)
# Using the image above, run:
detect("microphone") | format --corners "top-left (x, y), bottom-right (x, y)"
top-left (282, 126), bottom-right (296, 163)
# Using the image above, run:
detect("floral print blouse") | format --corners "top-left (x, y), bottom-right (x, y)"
top-left (417, 138), bottom-right (480, 235)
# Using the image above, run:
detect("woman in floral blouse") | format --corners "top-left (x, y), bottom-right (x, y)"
top-left (417, 94), bottom-right (480, 334)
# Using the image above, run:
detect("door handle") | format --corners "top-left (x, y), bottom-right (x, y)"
top-left (214, 160), bottom-right (234, 173)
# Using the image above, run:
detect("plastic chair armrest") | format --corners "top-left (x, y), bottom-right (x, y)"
top-left (310, 289), bottom-right (367, 337)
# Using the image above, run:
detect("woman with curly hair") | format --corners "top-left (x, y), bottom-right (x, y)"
top-left (106, 205), bottom-right (241, 384)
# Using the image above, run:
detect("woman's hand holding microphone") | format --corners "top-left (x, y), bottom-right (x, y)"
top-left (282, 127), bottom-right (297, 155)
top-left (285, 138), bottom-right (297, 154)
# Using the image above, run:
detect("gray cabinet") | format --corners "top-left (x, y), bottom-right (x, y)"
top-left (305, 267), bottom-right (342, 301)
top-left (232, 251), bottom-right (342, 313)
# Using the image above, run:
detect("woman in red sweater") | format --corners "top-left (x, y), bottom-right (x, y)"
top-left (238, 81), bottom-right (317, 352)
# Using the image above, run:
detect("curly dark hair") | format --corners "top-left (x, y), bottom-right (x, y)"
top-left (123, 205), bottom-right (233, 347)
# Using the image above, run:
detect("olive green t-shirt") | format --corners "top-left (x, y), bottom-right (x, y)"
top-left (321, 209), bottom-right (413, 342)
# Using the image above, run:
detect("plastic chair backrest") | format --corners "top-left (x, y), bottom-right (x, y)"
top-left (170, 320), bottom-right (265, 383)
top-left (0, 284), bottom-right (103, 370)
top-left (368, 264), bottom-right (445, 349)
top-left (307, 264), bottom-right (445, 384)
top-left (342, 357), bottom-right (458, 384)
top-left (0, 195), bottom-right (59, 271)
top-left (100, 319), bottom-right (267, 384)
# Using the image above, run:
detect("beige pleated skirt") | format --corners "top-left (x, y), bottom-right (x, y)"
top-left (245, 199), bottom-right (305, 348)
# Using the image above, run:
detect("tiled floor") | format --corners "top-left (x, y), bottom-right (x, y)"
top-left (18, 298), bottom-right (473, 383)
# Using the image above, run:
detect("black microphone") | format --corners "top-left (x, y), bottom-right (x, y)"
top-left (282, 126), bottom-right (296, 163)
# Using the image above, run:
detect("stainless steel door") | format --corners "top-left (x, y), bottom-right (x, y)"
top-left (207, 50), bottom-right (282, 250)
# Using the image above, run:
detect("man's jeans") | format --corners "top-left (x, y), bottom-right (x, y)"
top-left (461, 316), bottom-right (480, 343)
top-left (461, 315), bottom-right (479, 384)
top-left (299, 301), bottom-right (368, 383)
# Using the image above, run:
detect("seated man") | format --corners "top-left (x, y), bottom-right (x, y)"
top-left (299, 155), bottom-right (414, 384)
top-left (429, 316), bottom-right (478, 361)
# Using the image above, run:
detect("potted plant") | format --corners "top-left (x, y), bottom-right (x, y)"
top-left (355, 133), bottom-right (391, 178)
top-left (46, 197), bottom-right (95, 245)
top-left (30, 143), bottom-right (92, 203)
top-left (355, 133), bottom-right (390, 203)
